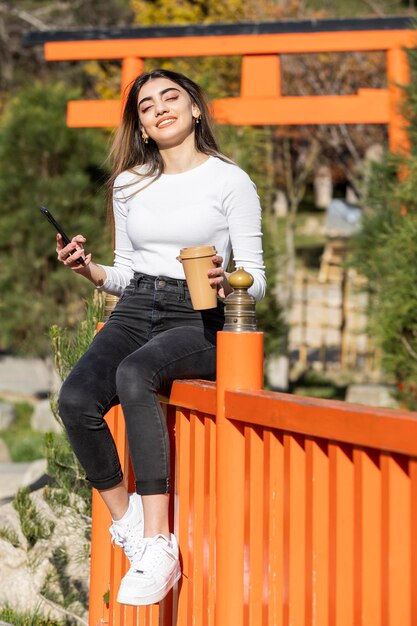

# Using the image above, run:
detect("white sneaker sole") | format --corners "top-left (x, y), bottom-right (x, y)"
top-left (117, 564), bottom-right (182, 606)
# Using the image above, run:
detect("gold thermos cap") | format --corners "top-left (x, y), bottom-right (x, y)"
top-left (103, 294), bottom-right (119, 322)
top-left (223, 267), bottom-right (257, 332)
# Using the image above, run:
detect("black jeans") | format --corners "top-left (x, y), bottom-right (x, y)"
top-left (58, 273), bottom-right (224, 495)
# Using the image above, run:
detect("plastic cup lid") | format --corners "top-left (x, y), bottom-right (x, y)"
top-left (179, 245), bottom-right (217, 259)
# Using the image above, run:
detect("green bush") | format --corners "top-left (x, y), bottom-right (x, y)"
top-left (44, 434), bottom-right (91, 517)
top-left (0, 525), bottom-right (20, 547)
top-left (45, 293), bottom-right (105, 517)
top-left (291, 368), bottom-right (347, 400)
top-left (0, 81), bottom-right (111, 356)
top-left (0, 607), bottom-right (64, 626)
top-left (41, 546), bottom-right (89, 613)
top-left (49, 292), bottom-right (104, 382)
top-left (13, 488), bottom-right (55, 549)
top-left (0, 402), bottom-right (46, 462)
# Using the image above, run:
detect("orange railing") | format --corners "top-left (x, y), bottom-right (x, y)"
top-left (89, 330), bottom-right (417, 626)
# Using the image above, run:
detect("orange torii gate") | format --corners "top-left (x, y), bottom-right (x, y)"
top-left (25, 16), bottom-right (415, 152)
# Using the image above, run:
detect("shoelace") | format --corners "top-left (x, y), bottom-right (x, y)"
top-left (110, 524), bottom-right (144, 562)
top-left (131, 535), bottom-right (174, 573)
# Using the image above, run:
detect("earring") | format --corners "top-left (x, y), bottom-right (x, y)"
top-left (195, 114), bottom-right (202, 124)
top-left (141, 132), bottom-right (148, 144)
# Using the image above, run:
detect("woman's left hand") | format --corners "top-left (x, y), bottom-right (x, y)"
top-left (208, 255), bottom-right (233, 299)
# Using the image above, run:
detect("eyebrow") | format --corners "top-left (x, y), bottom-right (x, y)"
top-left (138, 87), bottom-right (181, 107)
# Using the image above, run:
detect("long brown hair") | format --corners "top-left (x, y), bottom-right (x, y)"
top-left (106, 69), bottom-right (228, 220)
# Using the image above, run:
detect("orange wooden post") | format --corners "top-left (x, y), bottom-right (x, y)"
top-left (305, 439), bottom-right (329, 626)
top-left (264, 429), bottom-right (284, 626)
top-left (328, 443), bottom-right (354, 626)
top-left (119, 57), bottom-right (144, 124)
top-left (381, 453), bottom-right (412, 625)
top-left (387, 46), bottom-right (410, 217)
top-left (387, 46), bottom-right (410, 154)
top-left (121, 57), bottom-right (143, 93)
top-left (89, 485), bottom-right (112, 626)
top-left (88, 322), bottom-right (111, 626)
top-left (283, 433), bottom-right (306, 625)
top-left (215, 330), bottom-right (264, 626)
top-left (241, 55), bottom-right (281, 98)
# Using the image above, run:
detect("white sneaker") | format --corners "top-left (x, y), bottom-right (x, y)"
top-left (117, 533), bottom-right (181, 606)
top-left (109, 493), bottom-right (144, 564)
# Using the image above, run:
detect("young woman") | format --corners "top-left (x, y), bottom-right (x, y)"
top-left (56, 69), bottom-right (266, 606)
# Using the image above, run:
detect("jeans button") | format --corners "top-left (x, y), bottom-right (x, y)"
top-left (158, 280), bottom-right (167, 287)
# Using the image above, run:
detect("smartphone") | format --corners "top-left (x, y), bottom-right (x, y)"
top-left (40, 205), bottom-right (85, 265)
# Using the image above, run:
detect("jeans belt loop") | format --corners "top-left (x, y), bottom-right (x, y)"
top-left (178, 279), bottom-right (185, 300)
top-left (135, 273), bottom-right (144, 287)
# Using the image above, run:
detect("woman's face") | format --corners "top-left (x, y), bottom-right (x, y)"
top-left (137, 77), bottom-right (200, 149)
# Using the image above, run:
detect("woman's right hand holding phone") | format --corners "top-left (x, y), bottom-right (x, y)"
top-left (56, 233), bottom-right (107, 288)
top-left (56, 233), bottom-right (91, 271)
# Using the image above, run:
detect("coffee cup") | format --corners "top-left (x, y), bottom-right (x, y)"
top-left (179, 245), bottom-right (217, 310)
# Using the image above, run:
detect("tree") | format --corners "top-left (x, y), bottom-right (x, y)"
top-left (130, 0), bottom-right (293, 25)
top-left (278, 136), bottom-right (320, 315)
top-left (0, 0), bottom-right (132, 95)
top-left (0, 81), bottom-right (111, 355)
top-left (349, 47), bottom-right (417, 409)
top-left (270, 48), bottom-right (388, 380)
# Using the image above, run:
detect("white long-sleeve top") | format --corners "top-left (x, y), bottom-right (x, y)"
top-left (98, 156), bottom-right (266, 302)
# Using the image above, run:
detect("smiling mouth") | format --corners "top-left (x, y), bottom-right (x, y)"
top-left (157, 118), bottom-right (176, 128)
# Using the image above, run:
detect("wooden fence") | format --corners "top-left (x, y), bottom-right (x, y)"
top-left (88, 330), bottom-right (417, 626)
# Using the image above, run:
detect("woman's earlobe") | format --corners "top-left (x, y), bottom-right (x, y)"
top-left (192, 106), bottom-right (202, 124)
top-left (141, 129), bottom-right (149, 144)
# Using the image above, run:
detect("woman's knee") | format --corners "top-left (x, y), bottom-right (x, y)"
top-left (116, 353), bottom-right (155, 401)
top-left (58, 376), bottom-right (101, 428)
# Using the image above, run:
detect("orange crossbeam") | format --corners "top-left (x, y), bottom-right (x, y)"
top-left (67, 90), bottom-right (389, 127)
top-left (224, 388), bottom-right (417, 456)
top-left (212, 89), bottom-right (389, 125)
top-left (68, 99), bottom-right (121, 127)
top-left (45, 30), bottom-right (415, 60)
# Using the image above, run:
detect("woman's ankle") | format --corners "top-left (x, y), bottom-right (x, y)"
top-left (142, 493), bottom-right (170, 538)
top-left (99, 483), bottom-right (129, 521)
